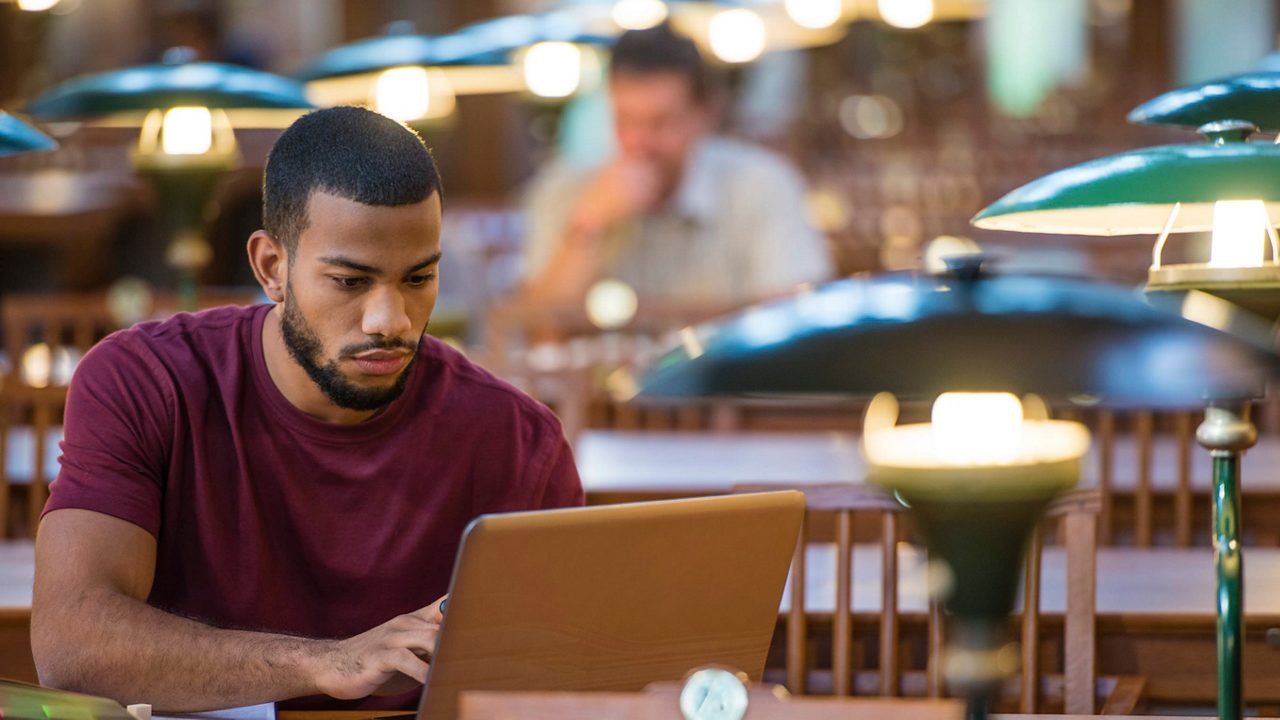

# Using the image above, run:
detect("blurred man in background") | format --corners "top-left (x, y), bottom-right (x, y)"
top-left (522, 24), bottom-right (833, 312)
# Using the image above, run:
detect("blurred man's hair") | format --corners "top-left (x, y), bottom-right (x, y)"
top-left (263, 106), bottom-right (442, 255)
top-left (609, 23), bottom-right (716, 101)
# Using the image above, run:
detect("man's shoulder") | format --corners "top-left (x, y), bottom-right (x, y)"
top-left (81, 304), bottom-right (263, 379)
top-left (420, 337), bottom-right (563, 434)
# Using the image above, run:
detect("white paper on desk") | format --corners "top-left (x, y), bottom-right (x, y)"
top-left (155, 703), bottom-right (276, 720)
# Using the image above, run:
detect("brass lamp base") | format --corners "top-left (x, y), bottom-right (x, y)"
top-left (1147, 264), bottom-right (1280, 323)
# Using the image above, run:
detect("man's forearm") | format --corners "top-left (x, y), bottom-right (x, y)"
top-left (34, 588), bottom-right (330, 711)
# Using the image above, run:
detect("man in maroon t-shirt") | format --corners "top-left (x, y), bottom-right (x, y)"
top-left (32, 107), bottom-right (583, 712)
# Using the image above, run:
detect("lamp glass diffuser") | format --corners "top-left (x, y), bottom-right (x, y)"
top-left (160, 106), bottom-right (213, 155)
top-left (1209, 200), bottom-right (1269, 268)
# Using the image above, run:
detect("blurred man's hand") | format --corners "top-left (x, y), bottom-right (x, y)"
top-left (568, 157), bottom-right (664, 239)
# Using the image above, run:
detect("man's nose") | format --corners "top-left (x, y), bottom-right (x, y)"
top-left (361, 286), bottom-right (413, 338)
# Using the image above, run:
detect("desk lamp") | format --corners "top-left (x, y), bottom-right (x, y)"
top-left (639, 259), bottom-right (1280, 720)
top-left (25, 49), bottom-right (312, 310)
top-left (972, 119), bottom-right (1280, 720)
top-left (295, 21), bottom-right (526, 126)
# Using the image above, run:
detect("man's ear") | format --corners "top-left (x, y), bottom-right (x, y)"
top-left (247, 230), bottom-right (287, 303)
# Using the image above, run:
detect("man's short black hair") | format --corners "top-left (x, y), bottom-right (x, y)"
top-left (609, 23), bottom-right (714, 101)
top-left (263, 106), bottom-right (442, 254)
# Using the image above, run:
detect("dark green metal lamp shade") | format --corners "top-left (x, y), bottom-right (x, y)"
top-left (638, 268), bottom-right (1280, 408)
top-left (0, 112), bottom-right (56, 156)
top-left (454, 12), bottom-right (615, 55)
top-left (1128, 73), bottom-right (1280, 133)
top-left (25, 60), bottom-right (313, 119)
top-left (971, 141), bottom-right (1280, 235)
top-left (295, 32), bottom-right (508, 82)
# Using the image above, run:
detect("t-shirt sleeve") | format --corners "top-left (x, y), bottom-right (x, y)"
top-left (44, 334), bottom-right (174, 537)
top-left (534, 434), bottom-right (585, 510)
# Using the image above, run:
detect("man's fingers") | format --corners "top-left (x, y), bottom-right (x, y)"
top-left (386, 627), bottom-right (440, 657)
top-left (411, 596), bottom-right (447, 624)
top-left (384, 647), bottom-right (429, 685)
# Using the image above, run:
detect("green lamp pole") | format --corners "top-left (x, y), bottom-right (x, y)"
top-left (25, 48), bottom-right (312, 311)
top-left (973, 120), bottom-right (1280, 720)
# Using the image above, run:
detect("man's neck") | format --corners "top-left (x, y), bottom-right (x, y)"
top-left (261, 305), bottom-right (378, 425)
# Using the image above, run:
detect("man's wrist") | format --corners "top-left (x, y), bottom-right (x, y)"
top-left (271, 635), bottom-right (337, 698)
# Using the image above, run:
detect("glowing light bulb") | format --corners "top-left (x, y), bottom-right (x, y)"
top-left (879, 0), bottom-right (934, 28)
top-left (523, 41), bottom-right (583, 98)
top-left (374, 66), bottom-right (432, 121)
top-left (612, 0), bottom-right (669, 30)
top-left (784, 0), bottom-right (842, 30)
top-left (1209, 200), bottom-right (1269, 268)
top-left (20, 343), bottom-right (52, 388)
top-left (18, 0), bottom-right (59, 10)
top-left (709, 9), bottom-right (766, 64)
top-left (585, 279), bottom-right (639, 329)
top-left (161, 106), bottom-right (213, 155)
top-left (930, 392), bottom-right (1023, 464)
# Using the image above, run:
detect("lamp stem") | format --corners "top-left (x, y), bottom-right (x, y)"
top-left (1197, 401), bottom-right (1257, 720)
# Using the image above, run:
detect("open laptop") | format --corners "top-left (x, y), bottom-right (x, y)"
top-left (416, 491), bottom-right (804, 720)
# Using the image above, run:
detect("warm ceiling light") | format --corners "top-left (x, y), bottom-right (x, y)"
top-left (709, 8), bottom-right (767, 64)
top-left (611, 0), bottom-right (669, 30)
top-left (784, 0), bottom-right (842, 30)
top-left (18, 0), bottom-right (60, 11)
top-left (879, 0), bottom-right (934, 29)
top-left (523, 41), bottom-right (583, 98)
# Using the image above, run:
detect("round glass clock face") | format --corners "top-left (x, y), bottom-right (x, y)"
top-left (678, 668), bottom-right (749, 720)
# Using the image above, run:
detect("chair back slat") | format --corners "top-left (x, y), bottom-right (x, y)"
top-left (833, 511), bottom-right (854, 696)
top-left (1096, 411), bottom-right (1115, 545)
top-left (880, 512), bottom-right (900, 697)
top-left (1062, 503), bottom-right (1099, 714)
top-left (787, 512), bottom-right (809, 695)
top-left (1174, 412), bottom-right (1194, 548)
top-left (1134, 411), bottom-right (1155, 547)
top-left (1020, 527), bottom-right (1043, 713)
top-left (927, 600), bottom-right (945, 698)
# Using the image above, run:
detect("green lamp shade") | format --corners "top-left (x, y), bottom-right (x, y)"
top-left (1128, 73), bottom-right (1280, 133)
top-left (295, 33), bottom-right (508, 82)
top-left (637, 269), bottom-right (1280, 408)
top-left (26, 61), bottom-right (313, 119)
top-left (0, 112), bottom-right (56, 157)
top-left (971, 141), bottom-right (1280, 236)
top-left (454, 12), bottom-right (615, 55)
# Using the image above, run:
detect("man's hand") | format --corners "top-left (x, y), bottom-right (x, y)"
top-left (311, 596), bottom-right (447, 700)
top-left (568, 157), bottom-right (664, 239)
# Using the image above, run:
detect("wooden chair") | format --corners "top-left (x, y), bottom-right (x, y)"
top-left (735, 483), bottom-right (1144, 714)
top-left (0, 384), bottom-right (67, 538)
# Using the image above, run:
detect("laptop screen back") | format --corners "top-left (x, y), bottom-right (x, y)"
top-left (418, 491), bottom-right (804, 720)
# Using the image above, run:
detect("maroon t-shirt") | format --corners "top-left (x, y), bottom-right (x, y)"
top-left (45, 303), bottom-right (583, 709)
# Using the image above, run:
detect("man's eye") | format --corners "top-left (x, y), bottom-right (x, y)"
top-left (407, 273), bottom-right (437, 287)
top-left (333, 276), bottom-right (366, 289)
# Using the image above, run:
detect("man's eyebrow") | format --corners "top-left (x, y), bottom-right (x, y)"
top-left (318, 252), bottom-right (443, 276)
top-left (406, 252), bottom-right (443, 274)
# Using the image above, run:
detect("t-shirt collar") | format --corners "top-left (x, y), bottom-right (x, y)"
top-left (668, 139), bottom-right (717, 226)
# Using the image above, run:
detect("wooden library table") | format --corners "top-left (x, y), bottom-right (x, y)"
top-left (5, 541), bottom-right (1280, 706)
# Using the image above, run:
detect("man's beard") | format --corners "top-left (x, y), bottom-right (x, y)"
top-left (280, 287), bottom-right (420, 412)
